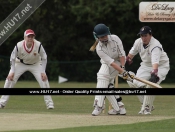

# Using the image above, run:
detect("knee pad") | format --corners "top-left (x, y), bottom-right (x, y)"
top-left (97, 72), bottom-right (110, 81)
top-left (97, 73), bottom-right (110, 88)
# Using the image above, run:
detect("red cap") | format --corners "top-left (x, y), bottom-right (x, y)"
top-left (24, 29), bottom-right (35, 36)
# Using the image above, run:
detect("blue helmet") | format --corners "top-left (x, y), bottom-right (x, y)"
top-left (93, 24), bottom-right (110, 39)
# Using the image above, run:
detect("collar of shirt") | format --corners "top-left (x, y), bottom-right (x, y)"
top-left (24, 41), bottom-right (32, 51)
top-left (142, 36), bottom-right (154, 49)
top-left (99, 35), bottom-right (112, 47)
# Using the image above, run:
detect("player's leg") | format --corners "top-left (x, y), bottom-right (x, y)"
top-left (0, 63), bottom-right (26, 108)
top-left (138, 85), bottom-right (155, 114)
top-left (107, 83), bottom-right (126, 115)
top-left (29, 64), bottom-right (54, 109)
top-left (131, 65), bottom-right (153, 113)
top-left (157, 66), bottom-right (170, 84)
top-left (92, 95), bottom-right (106, 116)
top-left (139, 66), bottom-right (169, 114)
top-left (0, 80), bottom-right (15, 108)
top-left (101, 66), bottom-right (126, 115)
top-left (127, 80), bottom-right (145, 104)
top-left (108, 66), bottom-right (126, 115)
top-left (92, 63), bottom-right (126, 116)
top-left (107, 95), bottom-right (126, 115)
top-left (92, 64), bottom-right (110, 116)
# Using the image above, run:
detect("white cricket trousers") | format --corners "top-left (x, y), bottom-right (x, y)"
top-left (133, 64), bottom-right (170, 87)
top-left (94, 62), bottom-right (124, 111)
top-left (0, 62), bottom-right (54, 108)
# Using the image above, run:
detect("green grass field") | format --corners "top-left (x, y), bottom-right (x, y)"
top-left (0, 81), bottom-right (174, 88)
top-left (0, 81), bottom-right (175, 132)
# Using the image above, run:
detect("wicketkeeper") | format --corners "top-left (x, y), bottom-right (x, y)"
top-left (126, 26), bottom-right (170, 114)
top-left (0, 29), bottom-right (54, 109)
top-left (90, 23), bottom-right (133, 116)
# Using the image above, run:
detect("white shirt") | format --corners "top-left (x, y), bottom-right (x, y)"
top-left (10, 39), bottom-right (47, 73)
top-left (96, 35), bottom-right (126, 66)
top-left (129, 36), bottom-right (169, 67)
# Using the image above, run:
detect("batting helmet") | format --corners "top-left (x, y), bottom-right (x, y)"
top-left (93, 24), bottom-right (110, 39)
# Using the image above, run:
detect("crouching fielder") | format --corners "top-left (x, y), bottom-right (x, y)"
top-left (0, 29), bottom-right (54, 109)
top-left (90, 23), bottom-right (133, 116)
top-left (126, 26), bottom-right (170, 114)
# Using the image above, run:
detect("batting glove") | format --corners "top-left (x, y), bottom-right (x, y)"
top-left (149, 69), bottom-right (160, 83)
top-left (126, 56), bottom-right (133, 65)
top-left (119, 71), bottom-right (133, 82)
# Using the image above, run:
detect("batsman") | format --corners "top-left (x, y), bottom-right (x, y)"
top-left (90, 23), bottom-right (133, 116)
top-left (126, 26), bottom-right (170, 114)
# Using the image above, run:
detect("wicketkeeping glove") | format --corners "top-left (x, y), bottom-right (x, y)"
top-left (149, 69), bottom-right (160, 83)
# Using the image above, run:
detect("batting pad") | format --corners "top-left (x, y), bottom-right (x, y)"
top-left (127, 81), bottom-right (137, 88)
top-left (141, 95), bottom-right (155, 112)
top-left (137, 95), bottom-right (144, 103)
top-left (97, 64), bottom-right (110, 88)
top-left (96, 79), bottom-right (109, 88)
top-left (94, 95), bottom-right (105, 107)
top-left (106, 96), bottom-right (119, 111)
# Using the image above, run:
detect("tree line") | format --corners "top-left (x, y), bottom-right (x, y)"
top-left (0, 0), bottom-right (174, 83)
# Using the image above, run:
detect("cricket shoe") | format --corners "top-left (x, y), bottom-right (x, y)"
top-left (0, 104), bottom-right (5, 109)
top-left (140, 105), bottom-right (155, 111)
top-left (138, 107), bottom-right (151, 115)
top-left (47, 105), bottom-right (54, 109)
top-left (108, 106), bottom-right (126, 115)
top-left (92, 105), bottom-right (104, 116)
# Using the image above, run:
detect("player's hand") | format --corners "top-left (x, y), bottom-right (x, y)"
top-left (126, 56), bottom-right (133, 65)
top-left (7, 73), bottom-right (14, 81)
top-left (119, 71), bottom-right (133, 81)
top-left (149, 69), bottom-right (159, 83)
top-left (41, 73), bottom-right (48, 81)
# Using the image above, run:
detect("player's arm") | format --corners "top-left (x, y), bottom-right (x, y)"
top-left (7, 47), bottom-right (17, 80)
top-left (119, 56), bottom-right (126, 68)
top-left (39, 45), bottom-right (48, 81)
top-left (110, 62), bottom-right (124, 73)
top-left (97, 47), bottom-right (132, 81)
top-left (127, 46), bottom-right (138, 63)
top-left (127, 53), bottom-right (134, 60)
top-left (97, 49), bottom-right (123, 73)
top-left (116, 36), bottom-right (126, 68)
top-left (39, 45), bottom-right (47, 73)
top-left (126, 39), bottom-right (140, 65)
top-left (149, 47), bottom-right (162, 83)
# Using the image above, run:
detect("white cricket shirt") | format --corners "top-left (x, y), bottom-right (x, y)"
top-left (129, 36), bottom-right (169, 67)
top-left (96, 35), bottom-right (126, 66)
top-left (10, 39), bottom-right (47, 73)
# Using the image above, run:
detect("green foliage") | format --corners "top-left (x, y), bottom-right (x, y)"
top-left (0, 0), bottom-right (174, 82)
